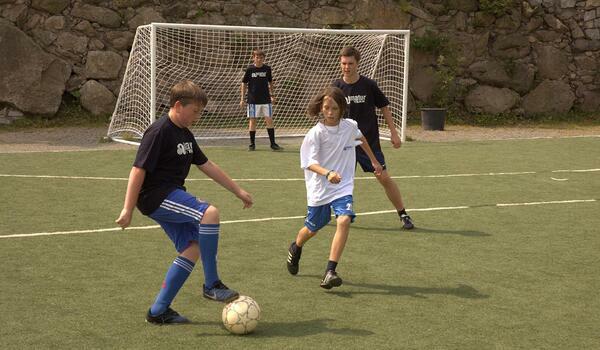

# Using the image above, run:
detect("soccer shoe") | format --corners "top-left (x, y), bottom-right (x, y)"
top-left (248, 144), bottom-right (256, 151)
top-left (286, 242), bottom-right (302, 275)
top-left (320, 270), bottom-right (343, 289)
top-left (145, 307), bottom-right (190, 325)
top-left (400, 213), bottom-right (415, 229)
top-left (270, 143), bottom-right (283, 151)
top-left (203, 280), bottom-right (239, 303)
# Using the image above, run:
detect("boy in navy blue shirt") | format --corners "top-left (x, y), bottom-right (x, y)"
top-left (333, 46), bottom-right (414, 230)
top-left (116, 80), bottom-right (253, 324)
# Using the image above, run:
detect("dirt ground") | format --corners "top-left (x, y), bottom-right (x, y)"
top-left (1, 125), bottom-right (599, 153)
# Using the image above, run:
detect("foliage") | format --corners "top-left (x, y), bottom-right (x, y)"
top-left (479, 0), bottom-right (518, 17)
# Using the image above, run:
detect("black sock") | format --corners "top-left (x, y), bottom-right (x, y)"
top-left (398, 209), bottom-right (407, 217)
top-left (249, 130), bottom-right (256, 145)
top-left (326, 260), bottom-right (338, 272)
top-left (267, 128), bottom-right (275, 145)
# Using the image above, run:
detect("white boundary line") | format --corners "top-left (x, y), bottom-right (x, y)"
top-left (1, 199), bottom-right (595, 239)
top-left (0, 168), bottom-right (598, 182)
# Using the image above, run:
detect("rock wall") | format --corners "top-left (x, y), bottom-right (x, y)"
top-left (0, 0), bottom-right (598, 121)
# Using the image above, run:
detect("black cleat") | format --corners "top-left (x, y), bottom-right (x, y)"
top-left (286, 242), bottom-right (302, 275)
top-left (320, 270), bottom-right (343, 289)
top-left (146, 307), bottom-right (190, 325)
top-left (203, 280), bottom-right (239, 303)
top-left (270, 143), bottom-right (283, 151)
top-left (248, 144), bottom-right (256, 151)
top-left (400, 213), bottom-right (414, 229)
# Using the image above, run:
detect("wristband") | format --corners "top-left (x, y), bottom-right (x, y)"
top-left (325, 170), bottom-right (333, 179)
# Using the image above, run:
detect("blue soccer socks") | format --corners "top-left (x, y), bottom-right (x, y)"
top-left (198, 223), bottom-right (220, 288)
top-left (150, 256), bottom-right (195, 316)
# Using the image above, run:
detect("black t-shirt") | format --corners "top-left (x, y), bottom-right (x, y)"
top-left (133, 115), bottom-right (208, 215)
top-left (333, 75), bottom-right (389, 151)
top-left (242, 64), bottom-right (272, 104)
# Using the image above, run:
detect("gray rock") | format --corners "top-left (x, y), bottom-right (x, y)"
top-left (573, 38), bottom-right (600, 51)
top-left (568, 18), bottom-right (586, 38)
top-left (45, 16), bottom-right (65, 31)
top-left (407, 6), bottom-right (435, 22)
top-left (544, 14), bottom-right (569, 31)
top-left (85, 51), bottom-right (123, 80)
top-left (222, 3), bottom-right (255, 16)
top-left (3, 4), bottom-right (28, 24)
top-left (449, 31), bottom-right (489, 67)
top-left (522, 80), bottom-right (575, 115)
top-left (71, 3), bottom-right (122, 28)
top-left (409, 66), bottom-right (438, 103)
top-left (586, 28), bottom-right (600, 40)
top-left (535, 44), bottom-right (570, 80)
top-left (465, 85), bottom-right (520, 114)
top-left (128, 7), bottom-right (165, 29)
top-left (256, 1), bottom-right (279, 15)
top-left (80, 80), bottom-right (117, 115)
top-left (74, 20), bottom-right (96, 37)
top-left (0, 19), bottom-right (71, 115)
top-left (31, 28), bottom-right (57, 46)
top-left (309, 6), bottom-right (348, 25)
top-left (276, 0), bottom-right (303, 18)
top-left (446, 0), bottom-right (478, 12)
top-left (56, 32), bottom-right (89, 55)
top-left (354, 0), bottom-right (411, 29)
top-left (535, 30), bottom-right (562, 41)
top-left (469, 60), bottom-right (510, 86)
top-left (507, 63), bottom-right (536, 94)
top-left (580, 91), bottom-right (600, 111)
top-left (31, 0), bottom-right (70, 14)
top-left (492, 33), bottom-right (531, 58)
top-left (526, 16), bottom-right (544, 32)
top-left (112, 0), bottom-right (150, 8)
top-left (106, 31), bottom-right (134, 51)
top-left (574, 55), bottom-right (598, 70)
top-left (560, 0), bottom-right (576, 7)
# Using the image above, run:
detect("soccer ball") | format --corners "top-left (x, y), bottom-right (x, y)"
top-left (222, 295), bottom-right (261, 335)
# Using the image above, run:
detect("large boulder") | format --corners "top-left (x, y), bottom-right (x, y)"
top-left (580, 91), bottom-right (600, 112)
top-left (535, 44), bottom-right (569, 80)
top-left (128, 7), bottom-right (166, 29)
top-left (465, 85), bottom-right (520, 114)
top-left (71, 3), bottom-right (122, 28)
top-left (353, 0), bottom-right (411, 29)
top-left (409, 66), bottom-right (438, 103)
top-left (85, 51), bottom-right (123, 80)
top-left (0, 19), bottom-right (70, 115)
top-left (522, 80), bottom-right (575, 115)
top-left (469, 60), bottom-right (510, 86)
top-left (80, 80), bottom-right (116, 115)
top-left (31, 0), bottom-right (70, 14)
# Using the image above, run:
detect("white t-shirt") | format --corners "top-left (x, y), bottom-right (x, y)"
top-left (300, 118), bottom-right (363, 206)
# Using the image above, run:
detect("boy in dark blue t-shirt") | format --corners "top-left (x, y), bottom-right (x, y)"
top-left (240, 48), bottom-right (282, 151)
top-left (116, 80), bottom-right (253, 324)
top-left (333, 46), bottom-right (414, 230)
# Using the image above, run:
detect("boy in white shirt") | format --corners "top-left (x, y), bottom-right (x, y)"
top-left (287, 86), bottom-right (382, 289)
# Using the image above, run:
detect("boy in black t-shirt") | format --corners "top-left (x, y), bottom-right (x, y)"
top-left (240, 48), bottom-right (282, 151)
top-left (333, 46), bottom-right (414, 230)
top-left (116, 80), bottom-right (253, 324)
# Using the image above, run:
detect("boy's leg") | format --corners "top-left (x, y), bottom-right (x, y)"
top-left (287, 205), bottom-right (329, 275)
top-left (263, 104), bottom-right (282, 150)
top-left (328, 215), bottom-right (351, 263)
top-left (375, 171), bottom-right (414, 229)
top-left (321, 196), bottom-right (355, 289)
top-left (248, 104), bottom-right (256, 150)
top-left (199, 205), bottom-right (239, 302)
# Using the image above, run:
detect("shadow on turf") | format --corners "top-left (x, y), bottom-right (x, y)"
top-left (352, 225), bottom-right (491, 237)
top-left (193, 318), bottom-right (374, 337)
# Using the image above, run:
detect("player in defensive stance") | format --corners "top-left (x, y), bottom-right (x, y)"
top-left (286, 86), bottom-right (382, 289)
top-left (333, 46), bottom-right (414, 230)
top-left (240, 48), bottom-right (282, 151)
top-left (116, 80), bottom-right (253, 324)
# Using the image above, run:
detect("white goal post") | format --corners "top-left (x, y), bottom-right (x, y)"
top-left (108, 23), bottom-right (410, 144)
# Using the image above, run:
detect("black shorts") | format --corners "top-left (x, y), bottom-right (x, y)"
top-left (356, 148), bottom-right (387, 172)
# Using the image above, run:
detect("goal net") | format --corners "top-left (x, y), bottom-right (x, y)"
top-left (108, 24), bottom-right (410, 144)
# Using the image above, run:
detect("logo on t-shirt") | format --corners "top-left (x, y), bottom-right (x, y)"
top-left (176, 142), bottom-right (193, 155)
top-left (251, 72), bottom-right (268, 78)
top-left (345, 95), bottom-right (366, 104)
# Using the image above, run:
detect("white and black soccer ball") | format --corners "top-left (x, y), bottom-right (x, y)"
top-left (222, 295), bottom-right (261, 335)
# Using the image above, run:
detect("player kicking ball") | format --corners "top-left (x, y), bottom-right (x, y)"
top-left (116, 80), bottom-right (253, 324)
top-left (286, 86), bottom-right (382, 289)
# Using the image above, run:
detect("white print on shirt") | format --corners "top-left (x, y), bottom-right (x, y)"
top-left (176, 142), bottom-right (194, 155)
top-left (251, 72), bottom-right (268, 78)
top-left (345, 95), bottom-right (366, 104)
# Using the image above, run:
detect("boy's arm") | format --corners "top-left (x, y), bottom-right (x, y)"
top-left (381, 106), bottom-right (401, 148)
top-left (197, 160), bottom-right (253, 208)
top-left (307, 164), bottom-right (342, 184)
top-left (358, 136), bottom-right (383, 176)
top-left (269, 81), bottom-right (275, 104)
top-left (240, 83), bottom-right (247, 107)
top-left (115, 166), bottom-right (146, 229)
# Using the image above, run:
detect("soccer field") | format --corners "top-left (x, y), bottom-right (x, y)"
top-left (1, 136), bottom-right (599, 349)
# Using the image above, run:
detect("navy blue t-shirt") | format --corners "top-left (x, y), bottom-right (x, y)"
top-left (242, 64), bottom-right (272, 104)
top-left (134, 115), bottom-right (208, 215)
top-left (333, 75), bottom-right (389, 151)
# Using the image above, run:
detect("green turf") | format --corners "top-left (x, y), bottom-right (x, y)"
top-left (1, 137), bottom-right (599, 349)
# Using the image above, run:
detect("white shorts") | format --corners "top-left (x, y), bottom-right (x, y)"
top-left (247, 104), bottom-right (272, 118)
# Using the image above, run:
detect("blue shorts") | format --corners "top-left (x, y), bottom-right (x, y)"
top-left (304, 195), bottom-right (356, 232)
top-left (356, 148), bottom-right (387, 172)
top-left (149, 189), bottom-right (210, 253)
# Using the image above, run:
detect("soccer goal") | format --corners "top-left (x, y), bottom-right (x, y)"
top-left (108, 23), bottom-right (410, 144)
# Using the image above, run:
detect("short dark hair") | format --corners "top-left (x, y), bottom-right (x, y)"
top-left (169, 80), bottom-right (208, 107)
top-left (339, 46), bottom-right (360, 62)
top-left (307, 86), bottom-right (347, 119)
top-left (252, 48), bottom-right (266, 57)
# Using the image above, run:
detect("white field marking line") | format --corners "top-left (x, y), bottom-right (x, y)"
top-left (1, 199), bottom-right (596, 239)
top-left (1, 168), bottom-right (598, 182)
top-left (550, 177), bottom-right (569, 181)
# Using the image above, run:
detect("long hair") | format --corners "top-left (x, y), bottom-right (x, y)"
top-left (307, 86), bottom-right (347, 120)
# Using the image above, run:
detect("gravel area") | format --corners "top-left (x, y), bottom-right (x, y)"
top-left (1, 125), bottom-right (599, 153)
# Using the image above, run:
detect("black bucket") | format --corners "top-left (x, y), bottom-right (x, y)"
top-left (420, 108), bottom-right (446, 131)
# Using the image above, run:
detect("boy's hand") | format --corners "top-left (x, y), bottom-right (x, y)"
top-left (390, 133), bottom-right (401, 149)
top-left (327, 171), bottom-right (341, 184)
top-left (240, 100), bottom-right (245, 108)
top-left (271, 96), bottom-right (276, 105)
top-left (115, 209), bottom-right (132, 230)
top-left (237, 189), bottom-right (253, 209)
top-left (372, 162), bottom-right (383, 176)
